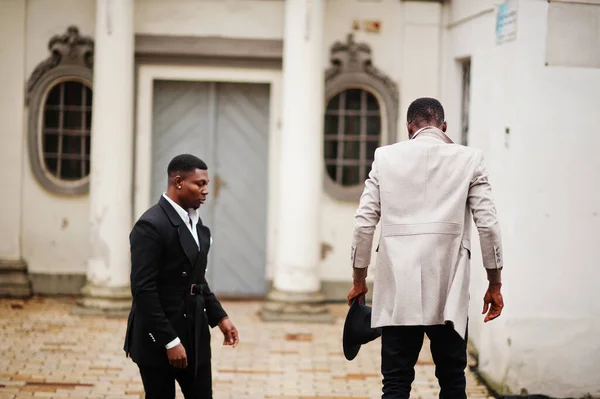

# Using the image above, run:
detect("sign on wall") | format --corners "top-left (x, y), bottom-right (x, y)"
top-left (496, 1), bottom-right (518, 45)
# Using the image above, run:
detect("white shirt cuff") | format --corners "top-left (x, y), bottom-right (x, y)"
top-left (165, 337), bottom-right (180, 350)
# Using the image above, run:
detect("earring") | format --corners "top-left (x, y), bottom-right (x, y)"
top-left (177, 186), bottom-right (182, 189)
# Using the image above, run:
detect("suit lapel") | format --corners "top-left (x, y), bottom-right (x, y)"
top-left (179, 225), bottom-right (199, 268)
top-left (197, 223), bottom-right (210, 255)
top-left (159, 196), bottom-right (198, 268)
top-left (194, 222), bottom-right (211, 270)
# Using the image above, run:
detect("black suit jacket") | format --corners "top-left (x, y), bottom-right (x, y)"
top-left (123, 196), bottom-right (227, 374)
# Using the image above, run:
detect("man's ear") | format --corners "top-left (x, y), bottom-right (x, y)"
top-left (441, 121), bottom-right (447, 133)
top-left (174, 175), bottom-right (183, 189)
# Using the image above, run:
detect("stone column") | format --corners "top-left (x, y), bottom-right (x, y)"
top-left (261, 0), bottom-right (332, 322)
top-left (78, 0), bottom-right (134, 311)
top-left (0, 0), bottom-right (30, 298)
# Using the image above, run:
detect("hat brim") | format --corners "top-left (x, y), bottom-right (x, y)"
top-left (342, 297), bottom-right (363, 361)
top-left (343, 341), bottom-right (361, 361)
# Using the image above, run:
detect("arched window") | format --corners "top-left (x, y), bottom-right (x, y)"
top-left (42, 80), bottom-right (93, 182)
top-left (324, 88), bottom-right (381, 186)
top-left (26, 26), bottom-right (94, 195)
top-left (323, 34), bottom-right (399, 201)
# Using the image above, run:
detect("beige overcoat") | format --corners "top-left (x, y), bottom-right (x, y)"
top-left (351, 127), bottom-right (503, 338)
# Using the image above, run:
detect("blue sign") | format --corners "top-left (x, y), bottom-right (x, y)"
top-left (496, 1), bottom-right (518, 45)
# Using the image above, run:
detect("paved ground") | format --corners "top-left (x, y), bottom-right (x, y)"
top-left (0, 297), bottom-right (493, 399)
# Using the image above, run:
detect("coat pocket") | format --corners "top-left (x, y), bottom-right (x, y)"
top-left (460, 240), bottom-right (471, 260)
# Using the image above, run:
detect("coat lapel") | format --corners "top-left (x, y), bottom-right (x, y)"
top-left (194, 222), bottom-right (211, 270)
top-left (179, 225), bottom-right (199, 268)
top-left (197, 221), bottom-right (210, 254)
top-left (159, 196), bottom-right (198, 268)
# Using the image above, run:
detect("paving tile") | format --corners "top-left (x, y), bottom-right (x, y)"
top-left (0, 297), bottom-right (492, 399)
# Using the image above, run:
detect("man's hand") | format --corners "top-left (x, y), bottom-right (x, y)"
top-left (347, 279), bottom-right (368, 306)
top-left (166, 343), bottom-right (187, 368)
top-left (482, 282), bottom-right (504, 322)
top-left (218, 317), bottom-right (239, 348)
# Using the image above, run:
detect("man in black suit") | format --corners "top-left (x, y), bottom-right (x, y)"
top-left (124, 154), bottom-right (239, 399)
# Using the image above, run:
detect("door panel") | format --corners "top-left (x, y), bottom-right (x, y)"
top-left (151, 80), bottom-right (214, 203)
top-left (210, 83), bottom-right (270, 296)
top-left (150, 80), bottom-right (269, 297)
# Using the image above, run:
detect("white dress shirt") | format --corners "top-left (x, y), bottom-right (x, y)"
top-left (161, 193), bottom-right (200, 350)
top-left (162, 193), bottom-right (200, 247)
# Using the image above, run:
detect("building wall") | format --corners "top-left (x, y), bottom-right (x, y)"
top-left (0, 1), bottom-right (26, 263)
top-left (19, 0), bottom-right (286, 292)
top-left (449, 0), bottom-right (497, 24)
top-left (442, 1), bottom-right (600, 397)
top-left (131, 0), bottom-right (443, 294)
top-left (18, 0), bottom-right (95, 293)
top-left (134, 0), bottom-right (284, 39)
top-left (6, 0), bottom-right (445, 295)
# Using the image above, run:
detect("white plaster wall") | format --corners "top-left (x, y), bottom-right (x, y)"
top-left (21, 0), bottom-right (96, 274)
top-left (443, 1), bottom-right (600, 397)
top-left (319, 1), bottom-right (443, 288)
top-left (449, 0), bottom-right (498, 24)
top-left (134, 0), bottom-right (284, 39)
top-left (398, 2), bottom-right (443, 140)
top-left (0, 0), bottom-right (26, 261)
top-left (441, 2), bottom-right (517, 384)
top-left (319, 0), bottom-right (400, 286)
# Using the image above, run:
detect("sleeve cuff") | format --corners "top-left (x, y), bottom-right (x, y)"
top-left (165, 337), bottom-right (180, 350)
top-left (353, 267), bottom-right (368, 281)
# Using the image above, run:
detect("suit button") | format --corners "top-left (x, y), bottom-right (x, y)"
top-left (182, 272), bottom-right (187, 277)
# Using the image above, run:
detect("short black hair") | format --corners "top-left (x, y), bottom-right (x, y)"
top-left (406, 97), bottom-right (445, 126)
top-left (167, 154), bottom-right (207, 177)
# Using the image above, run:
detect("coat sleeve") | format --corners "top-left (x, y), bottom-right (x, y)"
top-left (351, 148), bottom-right (382, 281)
top-left (130, 219), bottom-right (178, 347)
top-left (468, 151), bottom-right (503, 270)
top-left (201, 279), bottom-right (228, 327)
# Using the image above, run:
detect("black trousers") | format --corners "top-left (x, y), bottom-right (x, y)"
top-left (138, 362), bottom-right (212, 399)
top-left (381, 324), bottom-right (467, 399)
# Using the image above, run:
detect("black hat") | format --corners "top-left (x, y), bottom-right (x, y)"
top-left (342, 295), bottom-right (382, 361)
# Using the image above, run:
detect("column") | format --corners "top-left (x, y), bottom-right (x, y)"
top-left (0, 0), bottom-right (30, 297)
top-left (261, 0), bottom-right (332, 322)
top-left (78, 0), bottom-right (134, 311)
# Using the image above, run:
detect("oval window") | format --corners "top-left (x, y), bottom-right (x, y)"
top-left (41, 80), bottom-right (93, 182)
top-left (323, 88), bottom-right (381, 187)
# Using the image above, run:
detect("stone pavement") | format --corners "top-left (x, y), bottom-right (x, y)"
top-left (0, 297), bottom-right (493, 399)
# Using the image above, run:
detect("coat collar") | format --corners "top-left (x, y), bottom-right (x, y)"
top-left (159, 195), bottom-right (184, 226)
top-left (412, 126), bottom-right (454, 144)
top-left (161, 193), bottom-right (200, 227)
top-left (159, 196), bottom-right (199, 268)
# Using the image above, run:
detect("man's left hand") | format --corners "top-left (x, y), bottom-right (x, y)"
top-left (347, 279), bottom-right (368, 305)
top-left (218, 317), bottom-right (239, 348)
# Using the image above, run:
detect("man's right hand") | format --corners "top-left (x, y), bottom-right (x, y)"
top-left (347, 279), bottom-right (368, 306)
top-left (166, 343), bottom-right (187, 368)
top-left (482, 282), bottom-right (504, 322)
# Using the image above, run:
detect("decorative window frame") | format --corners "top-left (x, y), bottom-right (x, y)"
top-left (26, 26), bottom-right (94, 195)
top-left (323, 34), bottom-right (399, 202)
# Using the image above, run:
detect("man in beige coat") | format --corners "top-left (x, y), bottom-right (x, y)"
top-left (348, 98), bottom-right (504, 399)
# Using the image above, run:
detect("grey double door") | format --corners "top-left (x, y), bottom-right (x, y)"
top-left (151, 80), bottom-right (270, 297)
